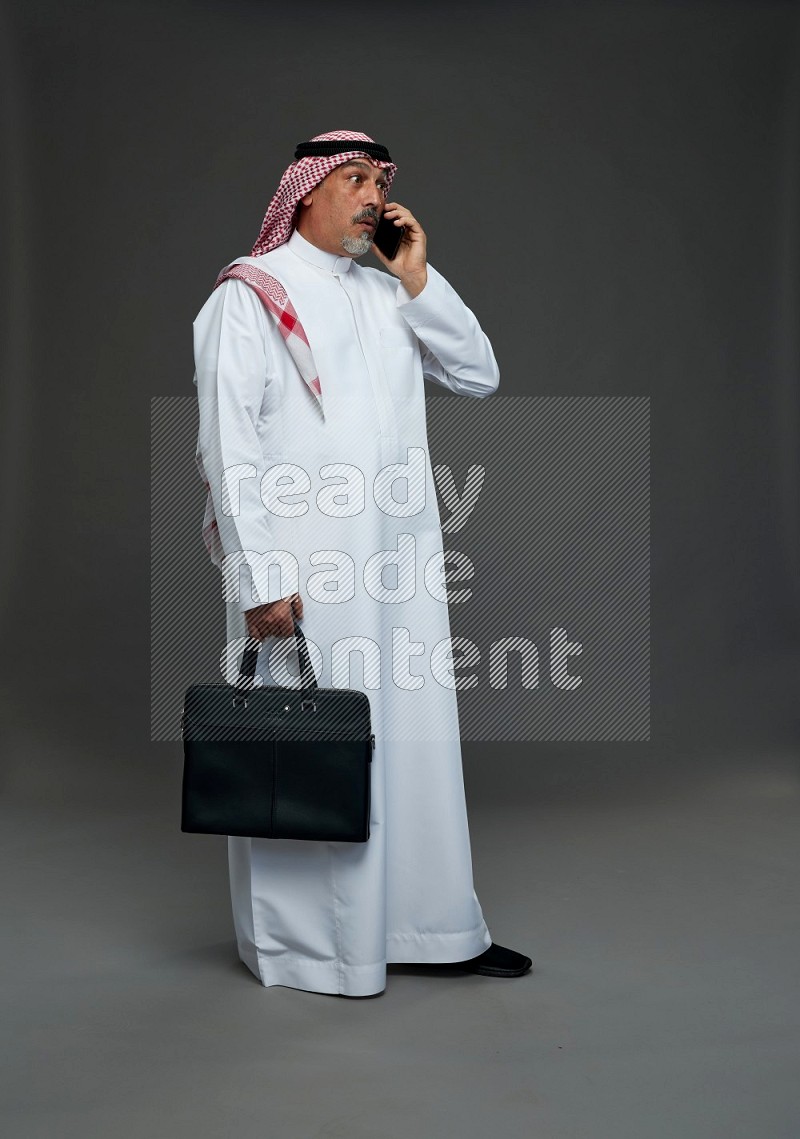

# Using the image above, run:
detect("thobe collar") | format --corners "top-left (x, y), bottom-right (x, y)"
top-left (286, 227), bottom-right (355, 276)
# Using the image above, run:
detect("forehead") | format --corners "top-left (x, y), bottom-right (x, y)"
top-left (330, 159), bottom-right (389, 180)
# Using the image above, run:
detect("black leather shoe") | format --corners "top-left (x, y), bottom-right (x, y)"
top-left (455, 942), bottom-right (532, 977)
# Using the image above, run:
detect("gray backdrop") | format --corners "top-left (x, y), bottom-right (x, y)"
top-left (2, 2), bottom-right (799, 1137)
top-left (2, 0), bottom-right (798, 766)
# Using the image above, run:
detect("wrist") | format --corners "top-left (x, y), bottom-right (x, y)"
top-left (399, 268), bottom-right (428, 298)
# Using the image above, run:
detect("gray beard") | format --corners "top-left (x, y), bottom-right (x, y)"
top-left (341, 231), bottom-right (373, 256)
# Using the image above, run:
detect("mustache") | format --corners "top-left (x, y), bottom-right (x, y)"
top-left (353, 208), bottom-right (379, 224)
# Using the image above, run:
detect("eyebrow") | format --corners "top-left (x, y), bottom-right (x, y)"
top-left (340, 160), bottom-right (388, 181)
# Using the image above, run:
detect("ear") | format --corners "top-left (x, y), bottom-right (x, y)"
top-left (300, 192), bottom-right (313, 206)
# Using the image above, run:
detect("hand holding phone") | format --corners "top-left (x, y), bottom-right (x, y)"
top-left (372, 202), bottom-right (427, 289)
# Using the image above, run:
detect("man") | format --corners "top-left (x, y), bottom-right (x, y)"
top-left (192, 129), bottom-right (531, 996)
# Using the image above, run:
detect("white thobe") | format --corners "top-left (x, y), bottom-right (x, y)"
top-left (192, 227), bottom-right (500, 996)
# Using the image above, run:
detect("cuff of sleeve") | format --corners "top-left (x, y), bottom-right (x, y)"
top-left (232, 571), bottom-right (259, 615)
top-left (221, 552), bottom-right (300, 614)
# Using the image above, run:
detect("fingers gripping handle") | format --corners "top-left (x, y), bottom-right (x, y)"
top-left (237, 619), bottom-right (318, 692)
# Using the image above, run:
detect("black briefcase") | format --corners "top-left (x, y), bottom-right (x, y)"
top-left (181, 620), bottom-right (374, 841)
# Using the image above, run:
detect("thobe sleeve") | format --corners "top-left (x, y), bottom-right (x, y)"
top-left (394, 263), bottom-right (500, 397)
top-left (193, 277), bottom-right (291, 614)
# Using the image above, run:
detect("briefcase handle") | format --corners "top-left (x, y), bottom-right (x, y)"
top-left (237, 618), bottom-right (318, 692)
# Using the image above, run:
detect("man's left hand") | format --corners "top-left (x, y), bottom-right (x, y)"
top-left (372, 202), bottom-right (428, 298)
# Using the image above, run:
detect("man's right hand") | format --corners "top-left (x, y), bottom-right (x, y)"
top-left (244, 593), bottom-right (303, 641)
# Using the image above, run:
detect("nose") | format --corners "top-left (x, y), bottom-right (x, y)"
top-left (361, 181), bottom-right (382, 210)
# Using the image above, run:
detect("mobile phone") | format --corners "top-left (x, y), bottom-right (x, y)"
top-left (373, 213), bottom-right (405, 259)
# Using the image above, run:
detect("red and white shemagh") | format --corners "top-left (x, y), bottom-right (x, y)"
top-left (197, 130), bottom-right (398, 567)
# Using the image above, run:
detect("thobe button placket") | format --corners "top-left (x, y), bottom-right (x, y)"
top-left (338, 271), bottom-right (398, 442)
